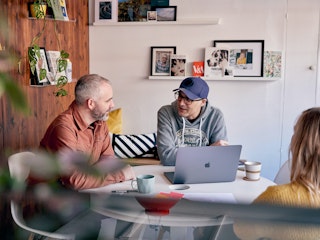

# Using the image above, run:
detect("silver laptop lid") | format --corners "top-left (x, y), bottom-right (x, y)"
top-left (173, 145), bottom-right (242, 184)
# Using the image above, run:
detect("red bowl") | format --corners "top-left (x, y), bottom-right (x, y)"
top-left (135, 194), bottom-right (181, 216)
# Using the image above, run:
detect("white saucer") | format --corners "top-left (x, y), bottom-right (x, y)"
top-left (169, 184), bottom-right (190, 190)
top-left (243, 177), bottom-right (260, 181)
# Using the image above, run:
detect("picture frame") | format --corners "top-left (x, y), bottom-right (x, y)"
top-left (118, 0), bottom-right (151, 22)
top-left (263, 51), bottom-right (282, 78)
top-left (94, 0), bottom-right (118, 24)
top-left (147, 11), bottom-right (157, 21)
top-left (170, 55), bottom-right (186, 77)
top-left (151, 46), bottom-right (176, 76)
top-left (213, 40), bottom-right (264, 77)
top-left (30, 47), bottom-right (51, 85)
top-left (151, 0), bottom-right (169, 7)
top-left (152, 6), bottom-right (177, 21)
top-left (204, 47), bottom-right (232, 78)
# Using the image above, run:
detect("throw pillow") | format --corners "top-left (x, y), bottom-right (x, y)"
top-left (106, 108), bottom-right (122, 134)
top-left (112, 133), bottom-right (157, 159)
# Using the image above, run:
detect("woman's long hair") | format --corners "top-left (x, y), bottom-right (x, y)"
top-left (290, 107), bottom-right (320, 200)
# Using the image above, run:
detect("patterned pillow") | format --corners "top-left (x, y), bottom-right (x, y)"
top-left (111, 133), bottom-right (157, 159)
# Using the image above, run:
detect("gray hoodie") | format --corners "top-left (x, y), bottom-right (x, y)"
top-left (157, 100), bottom-right (228, 166)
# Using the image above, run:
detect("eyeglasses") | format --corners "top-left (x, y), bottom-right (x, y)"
top-left (174, 91), bottom-right (202, 105)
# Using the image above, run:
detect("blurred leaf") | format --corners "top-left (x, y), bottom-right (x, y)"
top-left (0, 72), bottom-right (30, 114)
top-left (0, 168), bottom-right (25, 193)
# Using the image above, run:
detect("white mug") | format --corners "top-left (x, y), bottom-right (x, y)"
top-left (244, 161), bottom-right (262, 181)
top-left (131, 174), bottom-right (155, 194)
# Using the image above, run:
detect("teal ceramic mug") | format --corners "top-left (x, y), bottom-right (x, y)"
top-left (131, 174), bottom-right (155, 194)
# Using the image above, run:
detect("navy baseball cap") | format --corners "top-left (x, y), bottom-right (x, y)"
top-left (173, 77), bottom-right (209, 100)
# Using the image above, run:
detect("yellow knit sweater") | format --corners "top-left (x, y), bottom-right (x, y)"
top-left (233, 183), bottom-right (320, 240)
top-left (254, 182), bottom-right (320, 207)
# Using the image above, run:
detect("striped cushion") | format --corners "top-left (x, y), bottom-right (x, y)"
top-left (112, 133), bottom-right (157, 158)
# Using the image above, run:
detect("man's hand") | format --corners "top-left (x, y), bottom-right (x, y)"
top-left (211, 140), bottom-right (229, 146)
top-left (121, 165), bottom-right (136, 180)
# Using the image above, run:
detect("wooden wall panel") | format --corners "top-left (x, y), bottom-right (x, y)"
top-left (0, 0), bottom-right (89, 156)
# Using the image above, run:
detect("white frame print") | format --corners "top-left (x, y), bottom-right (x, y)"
top-left (213, 40), bottom-right (264, 77)
top-left (204, 47), bottom-right (231, 78)
top-left (150, 46), bottom-right (176, 76)
top-left (147, 11), bottom-right (157, 22)
top-left (94, 0), bottom-right (118, 24)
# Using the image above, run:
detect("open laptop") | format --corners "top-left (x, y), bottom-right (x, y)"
top-left (164, 145), bottom-right (242, 184)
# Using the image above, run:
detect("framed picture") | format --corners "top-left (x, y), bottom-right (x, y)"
top-left (152, 6), bottom-right (177, 21)
top-left (170, 55), bottom-right (186, 76)
top-left (264, 51), bottom-right (282, 78)
top-left (147, 11), bottom-right (157, 21)
top-left (204, 47), bottom-right (232, 77)
top-left (30, 47), bottom-right (51, 85)
top-left (94, 0), bottom-right (118, 24)
top-left (213, 40), bottom-right (264, 77)
top-left (118, 0), bottom-right (151, 22)
top-left (151, 0), bottom-right (169, 6)
top-left (151, 46), bottom-right (176, 76)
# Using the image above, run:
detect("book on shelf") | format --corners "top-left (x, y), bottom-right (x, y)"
top-left (49, 0), bottom-right (69, 21)
top-left (30, 48), bottom-right (51, 86)
top-left (170, 55), bottom-right (187, 77)
top-left (192, 61), bottom-right (204, 77)
top-left (46, 50), bottom-right (60, 73)
top-left (46, 50), bottom-right (66, 83)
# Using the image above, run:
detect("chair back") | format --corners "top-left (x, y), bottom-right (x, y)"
top-left (8, 151), bottom-right (36, 182)
top-left (8, 151), bottom-right (75, 240)
top-left (274, 160), bottom-right (291, 184)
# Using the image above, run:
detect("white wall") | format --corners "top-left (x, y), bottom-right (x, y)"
top-left (89, 0), bottom-right (320, 180)
top-left (280, 0), bottom-right (320, 168)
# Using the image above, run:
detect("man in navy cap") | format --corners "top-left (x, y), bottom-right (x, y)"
top-left (157, 77), bottom-right (228, 166)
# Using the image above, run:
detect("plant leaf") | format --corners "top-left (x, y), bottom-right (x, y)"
top-left (0, 73), bottom-right (30, 114)
top-left (55, 89), bottom-right (68, 97)
top-left (39, 68), bottom-right (47, 80)
top-left (60, 50), bottom-right (69, 59)
top-left (58, 59), bottom-right (67, 72)
top-left (57, 76), bottom-right (68, 87)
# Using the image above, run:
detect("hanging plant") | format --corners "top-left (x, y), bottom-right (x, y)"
top-left (55, 50), bottom-right (69, 97)
top-left (28, 0), bottom-right (70, 96)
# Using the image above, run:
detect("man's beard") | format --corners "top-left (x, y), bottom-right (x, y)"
top-left (91, 107), bottom-right (109, 121)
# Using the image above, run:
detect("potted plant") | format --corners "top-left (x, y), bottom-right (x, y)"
top-left (29, 0), bottom-right (48, 19)
top-left (28, 0), bottom-right (70, 96)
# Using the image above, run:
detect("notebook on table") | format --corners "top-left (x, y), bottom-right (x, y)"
top-left (164, 145), bottom-right (242, 184)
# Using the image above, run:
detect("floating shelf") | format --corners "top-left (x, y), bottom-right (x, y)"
top-left (28, 17), bottom-right (76, 22)
top-left (148, 76), bottom-right (280, 81)
top-left (92, 18), bottom-right (220, 26)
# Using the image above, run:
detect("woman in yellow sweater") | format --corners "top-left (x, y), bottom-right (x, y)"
top-left (234, 107), bottom-right (320, 239)
top-left (255, 107), bottom-right (320, 207)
